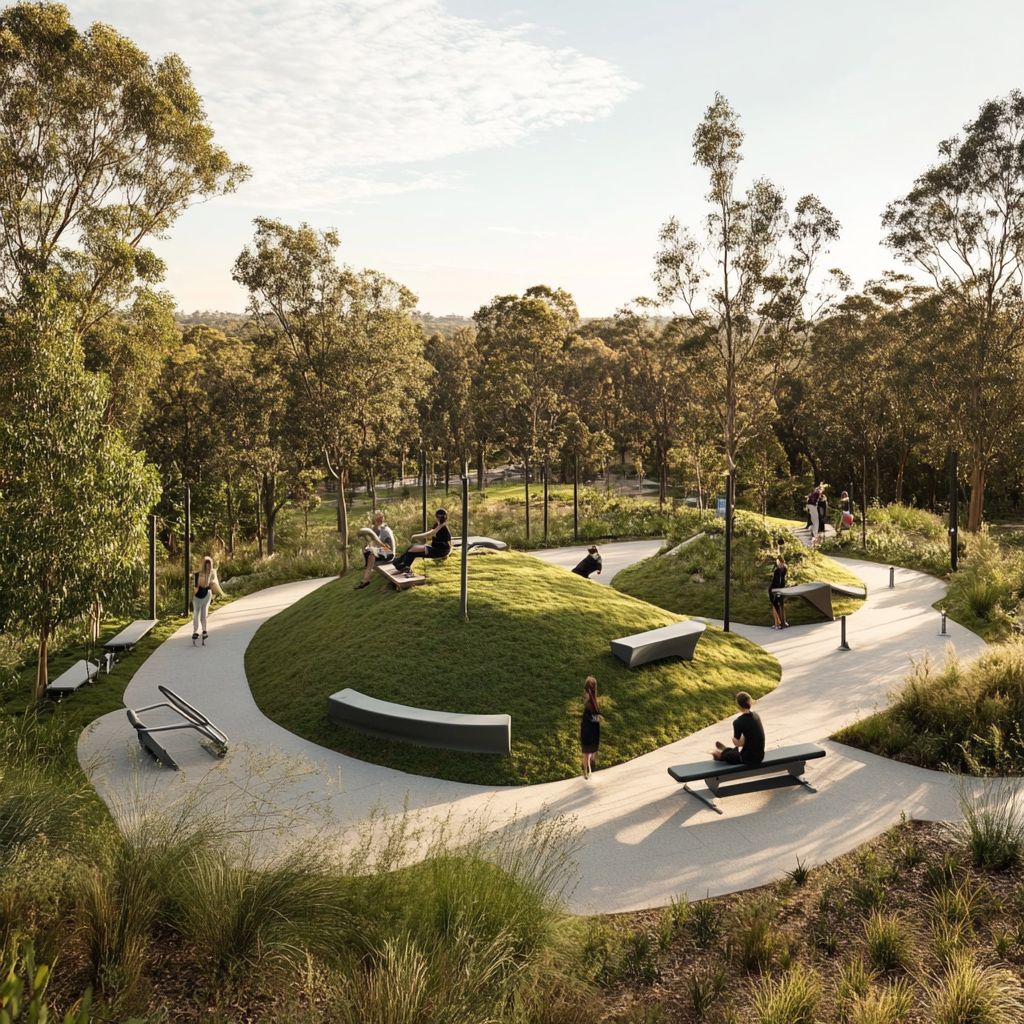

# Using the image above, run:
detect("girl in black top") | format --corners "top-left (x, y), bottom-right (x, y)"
top-left (580, 675), bottom-right (601, 779)
top-left (769, 556), bottom-right (788, 629)
top-left (393, 509), bottom-right (452, 574)
top-left (571, 545), bottom-right (602, 578)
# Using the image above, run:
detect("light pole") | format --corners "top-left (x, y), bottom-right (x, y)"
top-left (460, 459), bottom-right (469, 622)
top-left (183, 486), bottom-right (191, 617)
top-left (948, 449), bottom-right (959, 571)
top-left (723, 471), bottom-right (734, 633)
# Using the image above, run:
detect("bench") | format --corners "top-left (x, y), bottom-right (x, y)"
top-left (126, 685), bottom-right (229, 770)
top-left (45, 659), bottom-right (99, 696)
top-left (668, 742), bottom-right (827, 813)
top-left (771, 583), bottom-right (835, 621)
top-left (104, 618), bottom-right (159, 653)
top-left (611, 620), bottom-right (706, 669)
top-left (328, 687), bottom-right (511, 754)
top-left (375, 562), bottom-right (427, 589)
top-left (829, 583), bottom-right (867, 599)
top-left (453, 536), bottom-right (508, 551)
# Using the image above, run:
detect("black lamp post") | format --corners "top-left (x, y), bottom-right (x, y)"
top-left (573, 452), bottom-right (579, 542)
top-left (724, 471), bottom-right (734, 633)
top-left (183, 485), bottom-right (191, 617)
top-left (460, 459), bottom-right (469, 622)
top-left (149, 514), bottom-right (157, 620)
top-left (948, 449), bottom-right (959, 571)
top-left (421, 448), bottom-right (427, 533)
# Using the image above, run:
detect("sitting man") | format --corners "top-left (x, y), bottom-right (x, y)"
top-left (392, 508), bottom-right (452, 575)
top-left (355, 511), bottom-right (396, 589)
top-left (571, 545), bottom-right (602, 579)
top-left (711, 691), bottom-right (765, 765)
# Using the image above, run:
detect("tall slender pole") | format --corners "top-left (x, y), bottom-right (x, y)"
top-left (573, 453), bottom-right (579, 542)
top-left (148, 514), bottom-right (157, 619)
top-left (460, 460), bottom-right (469, 622)
top-left (724, 472), bottom-right (734, 633)
top-left (183, 486), bottom-right (191, 617)
top-left (949, 448), bottom-right (959, 571)
top-left (543, 458), bottom-right (549, 543)
top-left (421, 448), bottom-right (427, 533)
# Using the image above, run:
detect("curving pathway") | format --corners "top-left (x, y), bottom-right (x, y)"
top-left (80, 549), bottom-right (987, 914)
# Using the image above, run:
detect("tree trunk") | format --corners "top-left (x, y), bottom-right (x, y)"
top-left (263, 473), bottom-right (278, 556)
top-left (524, 458), bottom-right (531, 540)
top-left (861, 452), bottom-right (869, 549)
top-left (660, 456), bottom-right (667, 508)
top-left (968, 448), bottom-right (986, 532)
top-left (255, 481), bottom-right (264, 558)
top-left (445, 462), bottom-right (449, 495)
top-left (34, 625), bottom-right (49, 701)
top-left (895, 449), bottom-right (908, 505)
top-left (477, 445), bottom-right (484, 491)
top-left (339, 469), bottom-right (350, 574)
top-left (226, 468), bottom-right (236, 554)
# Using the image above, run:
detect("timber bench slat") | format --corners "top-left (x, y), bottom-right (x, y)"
top-left (328, 687), bottom-right (511, 755)
top-left (104, 618), bottom-right (159, 651)
top-left (375, 563), bottom-right (427, 589)
top-left (668, 742), bottom-right (826, 814)
top-left (45, 659), bottom-right (99, 696)
top-left (611, 620), bottom-right (706, 669)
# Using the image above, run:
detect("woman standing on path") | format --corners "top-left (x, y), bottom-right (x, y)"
top-left (836, 491), bottom-right (853, 535)
top-left (580, 676), bottom-right (601, 779)
top-left (769, 556), bottom-right (789, 629)
top-left (192, 556), bottom-right (224, 645)
top-left (805, 485), bottom-right (821, 537)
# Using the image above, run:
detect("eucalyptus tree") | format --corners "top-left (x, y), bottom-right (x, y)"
top-left (653, 93), bottom-right (844, 479)
top-left (883, 91), bottom-right (1024, 530)
top-left (474, 286), bottom-right (577, 538)
top-left (233, 219), bottom-right (426, 570)
top-left (422, 326), bottom-right (478, 482)
top-left (0, 2), bottom-right (248, 327)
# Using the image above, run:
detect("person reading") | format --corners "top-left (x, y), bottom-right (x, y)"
top-left (355, 511), bottom-right (396, 589)
top-left (711, 692), bottom-right (765, 765)
top-left (571, 545), bottom-right (602, 579)
top-left (392, 509), bottom-right (452, 574)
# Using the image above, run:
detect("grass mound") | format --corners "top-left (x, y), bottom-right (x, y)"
top-left (611, 512), bottom-right (866, 626)
top-left (245, 552), bottom-right (780, 786)
top-left (834, 642), bottom-right (1024, 775)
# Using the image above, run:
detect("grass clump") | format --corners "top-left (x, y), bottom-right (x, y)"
top-left (833, 643), bottom-right (1024, 775)
top-left (246, 551), bottom-right (780, 786)
top-left (927, 950), bottom-right (1024, 1024)
top-left (942, 533), bottom-right (1024, 642)
top-left (612, 510), bottom-right (866, 626)
top-left (750, 963), bottom-right (821, 1024)
top-left (956, 778), bottom-right (1024, 872)
top-left (864, 912), bottom-right (916, 972)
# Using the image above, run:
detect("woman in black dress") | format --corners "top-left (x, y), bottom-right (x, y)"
top-left (769, 556), bottom-right (788, 629)
top-left (580, 675), bottom-right (601, 779)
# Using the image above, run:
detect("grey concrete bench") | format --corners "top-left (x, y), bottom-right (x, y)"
top-left (829, 583), bottom-right (867, 599)
top-left (126, 685), bottom-right (229, 770)
top-left (104, 618), bottom-right (159, 652)
top-left (453, 536), bottom-right (508, 551)
top-left (45, 659), bottom-right (99, 696)
top-left (668, 742), bottom-right (826, 813)
top-left (375, 562), bottom-right (426, 589)
top-left (771, 583), bottom-right (835, 620)
top-left (611, 620), bottom-right (706, 669)
top-left (328, 687), bottom-right (511, 754)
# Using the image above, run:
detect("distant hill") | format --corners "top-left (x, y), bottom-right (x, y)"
top-left (413, 311), bottom-right (474, 337)
top-left (175, 310), bottom-right (249, 328)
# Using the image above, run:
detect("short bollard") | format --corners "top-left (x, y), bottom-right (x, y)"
top-left (838, 614), bottom-right (851, 651)
top-left (105, 651), bottom-right (114, 674)
top-left (888, 566), bottom-right (895, 589)
top-left (940, 609), bottom-right (948, 636)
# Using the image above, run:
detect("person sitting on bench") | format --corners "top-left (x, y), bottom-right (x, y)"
top-left (711, 691), bottom-right (765, 765)
top-left (355, 511), bottom-right (396, 589)
top-left (393, 509), bottom-right (452, 574)
top-left (571, 545), bottom-right (602, 578)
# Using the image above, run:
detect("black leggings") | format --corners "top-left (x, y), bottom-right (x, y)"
top-left (394, 544), bottom-right (446, 571)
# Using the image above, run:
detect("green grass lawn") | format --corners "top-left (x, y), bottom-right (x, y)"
top-left (612, 529), bottom-right (867, 626)
top-left (245, 552), bottom-right (781, 786)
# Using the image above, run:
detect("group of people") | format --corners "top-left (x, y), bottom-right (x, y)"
top-left (805, 484), bottom-right (855, 545)
top-left (354, 508), bottom-right (453, 588)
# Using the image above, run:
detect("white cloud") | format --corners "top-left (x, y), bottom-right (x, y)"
top-left (69, 1), bottom-right (640, 204)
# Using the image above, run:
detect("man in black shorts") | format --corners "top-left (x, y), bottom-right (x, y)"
top-left (711, 692), bottom-right (765, 765)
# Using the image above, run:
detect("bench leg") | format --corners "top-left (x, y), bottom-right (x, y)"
top-left (683, 782), bottom-right (723, 814)
top-left (788, 761), bottom-right (816, 792)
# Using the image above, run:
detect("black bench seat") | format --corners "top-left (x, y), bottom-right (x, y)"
top-left (668, 742), bottom-right (826, 813)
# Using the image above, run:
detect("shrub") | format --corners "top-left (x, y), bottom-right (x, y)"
top-left (750, 963), bottom-right (821, 1024)
top-left (956, 777), bottom-right (1024, 871)
top-left (688, 968), bottom-right (727, 1019)
top-left (927, 950), bottom-right (1024, 1024)
top-left (692, 899), bottom-right (722, 948)
top-left (656, 895), bottom-right (689, 950)
top-left (729, 898), bottom-right (777, 973)
top-left (834, 958), bottom-right (875, 1020)
top-left (864, 912), bottom-right (915, 972)
top-left (846, 979), bottom-right (915, 1024)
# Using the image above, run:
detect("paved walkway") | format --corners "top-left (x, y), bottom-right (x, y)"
top-left (80, 549), bottom-right (987, 915)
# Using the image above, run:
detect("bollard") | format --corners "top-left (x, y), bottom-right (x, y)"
top-left (889, 566), bottom-right (895, 589)
top-left (940, 609), bottom-right (947, 636)
top-left (838, 614), bottom-right (851, 651)
top-left (105, 651), bottom-right (114, 674)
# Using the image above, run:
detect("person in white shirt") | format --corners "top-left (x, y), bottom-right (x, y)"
top-left (355, 512), bottom-right (396, 589)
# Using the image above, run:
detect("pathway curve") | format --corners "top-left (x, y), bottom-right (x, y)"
top-left (80, 551), bottom-right (986, 915)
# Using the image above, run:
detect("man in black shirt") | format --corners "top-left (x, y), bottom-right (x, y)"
top-left (711, 692), bottom-right (765, 765)
top-left (393, 509), bottom-right (452, 574)
top-left (571, 545), bottom-right (602, 579)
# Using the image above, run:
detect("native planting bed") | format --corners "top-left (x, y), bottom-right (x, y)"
top-left (611, 513), bottom-right (867, 627)
top-left (245, 551), bottom-right (780, 786)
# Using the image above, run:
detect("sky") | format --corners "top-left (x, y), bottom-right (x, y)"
top-left (67, 0), bottom-right (1024, 317)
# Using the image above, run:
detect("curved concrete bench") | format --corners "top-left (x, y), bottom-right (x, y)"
top-left (829, 583), bottom-right (867, 599)
top-left (328, 688), bottom-right (511, 754)
top-left (771, 583), bottom-right (835, 621)
top-left (453, 536), bottom-right (508, 551)
top-left (611, 620), bottom-right (706, 669)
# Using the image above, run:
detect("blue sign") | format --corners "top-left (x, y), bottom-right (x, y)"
top-left (717, 497), bottom-right (726, 518)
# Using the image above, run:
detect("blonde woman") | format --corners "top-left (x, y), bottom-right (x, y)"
top-left (192, 555), bottom-right (224, 646)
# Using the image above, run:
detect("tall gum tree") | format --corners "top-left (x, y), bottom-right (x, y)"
top-left (883, 90), bottom-right (1024, 531)
top-left (653, 93), bottom-right (844, 479)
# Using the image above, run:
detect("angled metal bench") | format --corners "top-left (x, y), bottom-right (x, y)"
top-left (126, 685), bottom-right (229, 770)
top-left (45, 659), bottom-right (99, 696)
top-left (328, 687), bottom-right (511, 754)
top-left (668, 742), bottom-right (826, 813)
top-left (829, 583), bottom-right (867, 599)
top-left (771, 583), bottom-right (835, 621)
top-left (611, 620), bottom-right (706, 669)
top-left (104, 619), bottom-right (159, 653)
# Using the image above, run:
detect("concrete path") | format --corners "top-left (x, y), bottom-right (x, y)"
top-left (80, 555), bottom-right (988, 915)
top-left (526, 538), bottom-right (665, 583)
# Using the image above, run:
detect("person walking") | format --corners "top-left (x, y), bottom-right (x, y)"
top-left (192, 555), bottom-right (224, 646)
top-left (580, 675), bottom-right (601, 779)
top-left (571, 545), bottom-right (602, 579)
top-left (710, 692), bottom-right (765, 765)
top-left (836, 491), bottom-right (853, 535)
top-left (355, 511), bottom-right (396, 589)
top-left (816, 484), bottom-right (829, 544)
top-left (769, 556), bottom-right (789, 629)
top-left (805, 485), bottom-right (821, 538)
